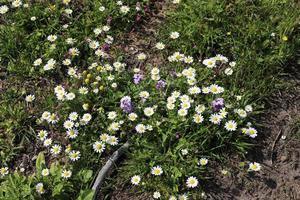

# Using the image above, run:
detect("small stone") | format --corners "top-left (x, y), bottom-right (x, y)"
top-left (280, 155), bottom-right (287, 162)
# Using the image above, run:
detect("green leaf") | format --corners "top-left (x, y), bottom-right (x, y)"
top-left (77, 189), bottom-right (95, 200)
top-left (52, 183), bottom-right (64, 197)
top-left (80, 170), bottom-right (93, 183)
top-left (50, 161), bottom-right (62, 177)
top-left (36, 152), bottom-right (45, 174)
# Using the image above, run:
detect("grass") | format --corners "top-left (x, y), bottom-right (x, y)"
top-left (0, 0), bottom-right (299, 200)
top-left (159, 0), bottom-right (300, 99)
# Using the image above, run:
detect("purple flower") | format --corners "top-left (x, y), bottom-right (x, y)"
top-left (212, 98), bottom-right (225, 112)
top-left (101, 43), bottom-right (110, 52)
top-left (133, 74), bottom-right (143, 84)
top-left (120, 96), bottom-right (133, 113)
top-left (156, 80), bottom-right (166, 90)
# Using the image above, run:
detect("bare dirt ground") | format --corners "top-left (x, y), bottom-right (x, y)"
top-left (114, 0), bottom-right (170, 68)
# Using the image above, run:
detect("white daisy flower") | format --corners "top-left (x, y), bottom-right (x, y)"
top-left (100, 133), bottom-right (110, 143)
top-left (93, 141), bottom-right (106, 153)
top-left (38, 130), bottom-right (48, 141)
top-left (210, 84), bottom-right (224, 94)
top-left (99, 6), bottom-right (105, 12)
top-left (131, 175), bottom-right (141, 185)
top-left (35, 183), bottom-right (45, 194)
top-left (79, 87), bottom-right (88, 95)
top-left (245, 105), bottom-right (253, 112)
top-left (202, 58), bottom-right (216, 68)
top-left (178, 108), bottom-right (188, 117)
top-left (50, 144), bottom-right (62, 155)
top-left (209, 114), bottom-right (222, 124)
top-left (236, 109), bottom-right (247, 118)
top-left (153, 191), bottom-right (161, 199)
top-left (137, 53), bottom-right (147, 60)
top-left (120, 5), bottom-right (130, 14)
top-left (82, 113), bottom-right (92, 122)
top-left (107, 136), bottom-right (118, 146)
top-left (43, 59), bottom-right (56, 71)
top-left (188, 86), bottom-right (201, 94)
top-left (0, 5), bottom-right (9, 14)
top-left (135, 124), bottom-right (146, 133)
top-left (193, 114), bottom-right (204, 124)
top-left (63, 0), bottom-right (71, 5)
top-left (12, 0), bottom-right (22, 8)
top-left (33, 58), bottom-right (42, 66)
top-left (107, 111), bottom-right (117, 120)
top-left (89, 40), bottom-right (99, 49)
top-left (170, 31), bottom-right (180, 39)
top-left (181, 149), bottom-right (188, 155)
top-left (47, 35), bottom-right (57, 42)
top-left (0, 167), bottom-right (9, 176)
top-left (64, 120), bottom-right (74, 130)
top-left (69, 48), bottom-right (80, 56)
top-left (186, 176), bottom-right (198, 188)
top-left (155, 42), bottom-right (165, 50)
top-left (139, 91), bottom-right (150, 99)
top-left (202, 87), bottom-right (210, 94)
top-left (181, 102), bottom-right (191, 109)
top-left (66, 93), bottom-right (75, 100)
top-left (66, 38), bottom-right (76, 45)
top-left (167, 96), bottom-right (176, 104)
top-left (167, 103), bottom-right (175, 110)
top-left (69, 150), bottom-right (81, 161)
top-left (151, 166), bottom-right (163, 176)
top-left (246, 127), bottom-right (258, 138)
top-left (184, 56), bottom-right (194, 64)
top-left (69, 112), bottom-right (78, 121)
top-left (66, 129), bottom-right (78, 139)
top-left (229, 61), bottom-right (236, 67)
top-left (94, 28), bottom-right (102, 35)
top-left (62, 59), bottom-right (71, 66)
top-left (43, 138), bottom-right (52, 147)
top-left (219, 108), bottom-right (228, 118)
top-left (169, 196), bottom-right (177, 200)
top-left (178, 194), bottom-right (188, 200)
top-left (151, 67), bottom-right (160, 75)
top-left (41, 111), bottom-right (51, 120)
top-left (198, 158), bottom-right (208, 166)
top-left (179, 95), bottom-right (190, 103)
top-left (224, 68), bottom-right (233, 75)
top-left (41, 168), bottom-right (49, 176)
top-left (48, 113), bottom-right (59, 124)
top-left (171, 91), bottom-right (181, 98)
top-left (61, 169), bottom-right (72, 179)
top-left (128, 113), bottom-right (138, 121)
top-left (102, 25), bottom-right (110, 32)
top-left (195, 105), bottom-right (206, 113)
top-left (224, 120), bottom-right (237, 131)
top-left (144, 107), bottom-right (154, 117)
top-left (248, 162), bottom-right (261, 171)
top-left (108, 122), bottom-right (120, 131)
